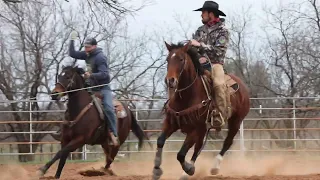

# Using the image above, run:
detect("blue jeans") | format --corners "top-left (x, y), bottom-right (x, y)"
top-left (100, 85), bottom-right (118, 137)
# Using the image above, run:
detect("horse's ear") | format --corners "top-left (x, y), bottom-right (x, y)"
top-left (164, 41), bottom-right (172, 51)
top-left (182, 41), bottom-right (191, 52)
top-left (74, 66), bottom-right (85, 75)
top-left (78, 68), bottom-right (85, 75)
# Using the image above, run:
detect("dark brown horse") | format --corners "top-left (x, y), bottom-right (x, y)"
top-left (152, 41), bottom-right (250, 180)
top-left (37, 66), bottom-right (146, 179)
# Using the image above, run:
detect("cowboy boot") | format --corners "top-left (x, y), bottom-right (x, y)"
top-left (212, 84), bottom-right (227, 127)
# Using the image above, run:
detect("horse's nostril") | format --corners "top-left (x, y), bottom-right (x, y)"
top-left (51, 94), bottom-right (57, 100)
top-left (167, 78), bottom-right (177, 88)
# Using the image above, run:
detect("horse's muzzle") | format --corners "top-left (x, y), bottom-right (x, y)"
top-left (167, 77), bottom-right (177, 89)
top-left (51, 91), bottom-right (61, 100)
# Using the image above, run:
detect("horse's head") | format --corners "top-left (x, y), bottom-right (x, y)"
top-left (164, 41), bottom-right (203, 89)
top-left (51, 65), bottom-right (85, 100)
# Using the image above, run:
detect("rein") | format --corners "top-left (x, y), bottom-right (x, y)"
top-left (164, 45), bottom-right (213, 157)
top-left (58, 72), bottom-right (94, 127)
top-left (166, 52), bottom-right (212, 118)
top-left (174, 53), bottom-right (198, 93)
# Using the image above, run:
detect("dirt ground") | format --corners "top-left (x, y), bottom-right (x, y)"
top-left (1, 153), bottom-right (320, 180)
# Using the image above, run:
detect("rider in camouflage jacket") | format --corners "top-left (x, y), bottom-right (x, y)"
top-left (191, 1), bottom-right (230, 127)
top-left (193, 18), bottom-right (229, 65)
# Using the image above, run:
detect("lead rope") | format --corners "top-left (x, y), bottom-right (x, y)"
top-left (201, 76), bottom-right (213, 128)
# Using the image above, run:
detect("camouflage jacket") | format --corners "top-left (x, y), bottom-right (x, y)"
top-left (193, 18), bottom-right (229, 64)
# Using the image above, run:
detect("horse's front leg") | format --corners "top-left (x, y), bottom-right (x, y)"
top-left (180, 129), bottom-right (206, 180)
top-left (177, 130), bottom-right (197, 179)
top-left (152, 117), bottom-right (176, 180)
top-left (37, 136), bottom-right (84, 179)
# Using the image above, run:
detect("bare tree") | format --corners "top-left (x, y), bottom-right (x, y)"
top-left (258, 0), bottom-right (320, 148)
top-left (2, 0), bottom-right (20, 3)
top-left (0, 0), bottom-right (76, 161)
top-left (2, 0), bottom-right (152, 17)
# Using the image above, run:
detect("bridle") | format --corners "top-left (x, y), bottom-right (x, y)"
top-left (165, 44), bottom-right (212, 116)
top-left (169, 49), bottom-right (198, 94)
top-left (55, 71), bottom-right (77, 96)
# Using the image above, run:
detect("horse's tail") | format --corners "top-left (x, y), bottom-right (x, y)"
top-left (129, 109), bottom-right (150, 150)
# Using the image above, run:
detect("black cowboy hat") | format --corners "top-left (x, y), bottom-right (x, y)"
top-left (194, 1), bottom-right (226, 16)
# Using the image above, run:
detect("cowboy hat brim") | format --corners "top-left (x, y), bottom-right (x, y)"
top-left (193, 8), bottom-right (226, 16)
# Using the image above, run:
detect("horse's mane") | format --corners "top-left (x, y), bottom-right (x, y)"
top-left (169, 42), bottom-right (204, 75)
top-left (61, 65), bottom-right (86, 84)
top-left (62, 65), bottom-right (85, 75)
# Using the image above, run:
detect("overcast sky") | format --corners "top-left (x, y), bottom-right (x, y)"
top-left (125, 0), bottom-right (297, 37)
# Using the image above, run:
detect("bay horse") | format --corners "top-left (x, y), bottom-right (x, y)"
top-left (152, 41), bottom-right (250, 180)
top-left (37, 65), bottom-right (147, 179)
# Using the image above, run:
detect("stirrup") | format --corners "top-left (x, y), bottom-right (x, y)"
top-left (210, 112), bottom-right (225, 128)
top-left (109, 132), bottom-right (120, 146)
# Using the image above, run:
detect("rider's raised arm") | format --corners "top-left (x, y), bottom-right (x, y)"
top-left (69, 40), bottom-right (87, 60)
top-left (199, 28), bottom-right (229, 58)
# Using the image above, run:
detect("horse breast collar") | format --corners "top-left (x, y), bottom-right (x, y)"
top-left (166, 98), bottom-right (210, 117)
top-left (63, 101), bottom-right (93, 127)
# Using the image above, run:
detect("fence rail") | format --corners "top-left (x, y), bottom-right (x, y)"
top-left (0, 97), bottom-right (320, 161)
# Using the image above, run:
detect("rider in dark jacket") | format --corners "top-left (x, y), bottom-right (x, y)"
top-left (68, 32), bottom-right (119, 146)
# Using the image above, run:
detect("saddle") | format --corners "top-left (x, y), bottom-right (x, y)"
top-left (202, 70), bottom-right (239, 96)
top-left (92, 92), bottom-right (127, 119)
top-left (88, 93), bottom-right (126, 145)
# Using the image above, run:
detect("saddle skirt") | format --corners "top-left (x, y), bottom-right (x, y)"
top-left (202, 70), bottom-right (239, 95)
top-left (92, 92), bottom-right (127, 119)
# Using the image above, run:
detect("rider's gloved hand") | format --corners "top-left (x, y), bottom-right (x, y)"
top-left (84, 79), bottom-right (91, 89)
top-left (191, 39), bottom-right (201, 47)
top-left (70, 30), bottom-right (78, 40)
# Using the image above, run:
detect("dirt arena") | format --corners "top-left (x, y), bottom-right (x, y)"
top-left (1, 153), bottom-right (320, 180)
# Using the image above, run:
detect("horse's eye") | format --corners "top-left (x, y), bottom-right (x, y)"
top-left (180, 58), bottom-right (184, 62)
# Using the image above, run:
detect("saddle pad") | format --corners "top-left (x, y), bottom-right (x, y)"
top-left (203, 73), bottom-right (239, 95)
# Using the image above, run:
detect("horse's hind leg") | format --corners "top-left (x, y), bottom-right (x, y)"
top-left (177, 130), bottom-right (197, 177)
top-left (37, 136), bottom-right (84, 179)
top-left (211, 116), bottom-right (242, 175)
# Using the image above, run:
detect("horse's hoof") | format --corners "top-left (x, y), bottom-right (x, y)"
top-left (179, 172), bottom-right (189, 180)
top-left (152, 167), bottom-right (163, 180)
top-left (183, 162), bottom-right (195, 176)
top-left (36, 167), bottom-right (45, 177)
top-left (210, 168), bottom-right (219, 175)
top-left (101, 168), bottom-right (116, 176)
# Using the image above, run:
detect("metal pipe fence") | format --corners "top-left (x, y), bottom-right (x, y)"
top-left (0, 97), bottom-right (319, 161)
